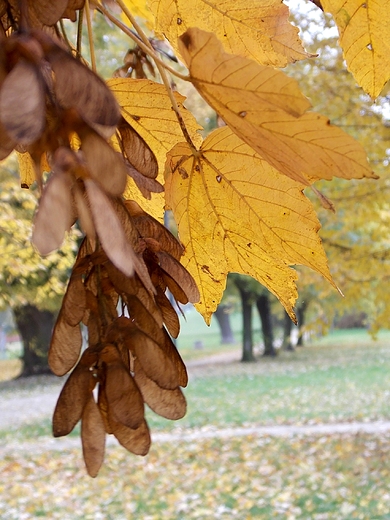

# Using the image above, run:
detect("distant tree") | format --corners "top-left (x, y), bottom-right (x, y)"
top-left (255, 290), bottom-right (276, 357)
top-left (281, 311), bottom-right (294, 352)
top-left (232, 274), bottom-right (277, 360)
top-left (232, 275), bottom-right (255, 362)
top-left (213, 303), bottom-right (236, 345)
top-left (296, 301), bottom-right (309, 347)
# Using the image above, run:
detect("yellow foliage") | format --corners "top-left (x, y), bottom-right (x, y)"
top-left (178, 28), bottom-right (376, 186)
top-left (322, 0), bottom-right (390, 98)
top-left (120, 0), bottom-right (155, 27)
top-left (165, 127), bottom-right (335, 322)
top-left (150, 0), bottom-right (310, 66)
top-left (17, 152), bottom-right (50, 188)
top-left (0, 172), bottom-right (79, 310)
top-left (16, 134), bottom-right (80, 188)
top-left (108, 78), bottom-right (203, 220)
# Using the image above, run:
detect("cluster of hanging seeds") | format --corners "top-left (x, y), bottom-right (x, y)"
top-left (50, 201), bottom-right (199, 476)
top-left (0, 0), bottom-right (200, 476)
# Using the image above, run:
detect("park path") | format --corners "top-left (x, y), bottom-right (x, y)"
top-left (2, 421), bottom-right (390, 458)
top-left (0, 351), bottom-right (242, 430)
top-left (2, 350), bottom-right (390, 457)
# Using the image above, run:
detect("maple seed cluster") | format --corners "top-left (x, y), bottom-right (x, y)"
top-left (0, 1), bottom-right (200, 476)
top-left (51, 203), bottom-right (199, 477)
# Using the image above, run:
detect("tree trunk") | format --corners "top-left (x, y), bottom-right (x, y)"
top-left (214, 304), bottom-right (236, 344)
top-left (256, 293), bottom-right (276, 357)
top-left (297, 302), bottom-right (308, 347)
top-left (13, 304), bottom-right (56, 377)
top-left (237, 286), bottom-right (255, 362)
top-left (282, 311), bottom-right (294, 351)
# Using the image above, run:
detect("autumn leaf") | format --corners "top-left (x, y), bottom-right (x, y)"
top-left (150, 0), bottom-right (310, 66)
top-left (322, 0), bottom-right (390, 98)
top-left (108, 78), bottom-right (202, 219)
top-left (178, 28), bottom-right (376, 185)
top-left (16, 151), bottom-right (51, 188)
top-left (165, 127), bottom-right (336, 321)
top-left (120, 0), bottom-right (155, 28)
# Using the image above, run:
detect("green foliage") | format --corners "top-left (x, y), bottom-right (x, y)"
top-left (3, 329), bottom-right (390, 440)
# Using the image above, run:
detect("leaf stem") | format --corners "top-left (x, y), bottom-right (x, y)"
top-left (76, 7), bottom-right (84, 59)
top-left (58, 20), bottom-right (73, 52)
top-left (84, 0), bottom-right (96, 72)
top-left (98, 4), bottom-right (189, 82)
top-left (115, 0), bottom-right (197, 152)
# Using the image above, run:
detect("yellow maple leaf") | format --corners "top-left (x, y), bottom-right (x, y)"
top-left (178, 28), bottom-right (376, 186)
top-left (17, 151), bottom-right (50, 188)
top-left (322, 0), bottom-right (390, 98)
top-left (108, 78), bottom-right (203, 220)
top-left (165, 127), bottom-right (336, 323)
top-left (16, 134), bottom-right (80, 189)
top-left (150, 0), bottom-right (310, 67)
top-left (120, 0), bottom-right (155, 27)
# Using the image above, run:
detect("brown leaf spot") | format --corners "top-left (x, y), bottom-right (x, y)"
top-left (180, 32), bottom-right (192, 50)
top-left (179, 167), bottom-right (188, 179)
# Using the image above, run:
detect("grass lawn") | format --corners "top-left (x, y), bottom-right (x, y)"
top-left (3, 328), bottom-right (390, 439)
top-left (1, 329), bottom-right (390, 518)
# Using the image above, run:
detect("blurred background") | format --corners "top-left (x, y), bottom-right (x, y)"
top-left (2, 1), bottom-right (390, 518)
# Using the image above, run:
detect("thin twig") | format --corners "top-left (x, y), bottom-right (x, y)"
top-left (98, 4), bottom-right (189, 82)
top-left (76, 7), bottom-right (84, 59)
top-left (115, 0), bottom-right (198, 152)
top-left (84, 0), bottom-right (96, 72)
top-left (58, 20), bottom-right (73, 51)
